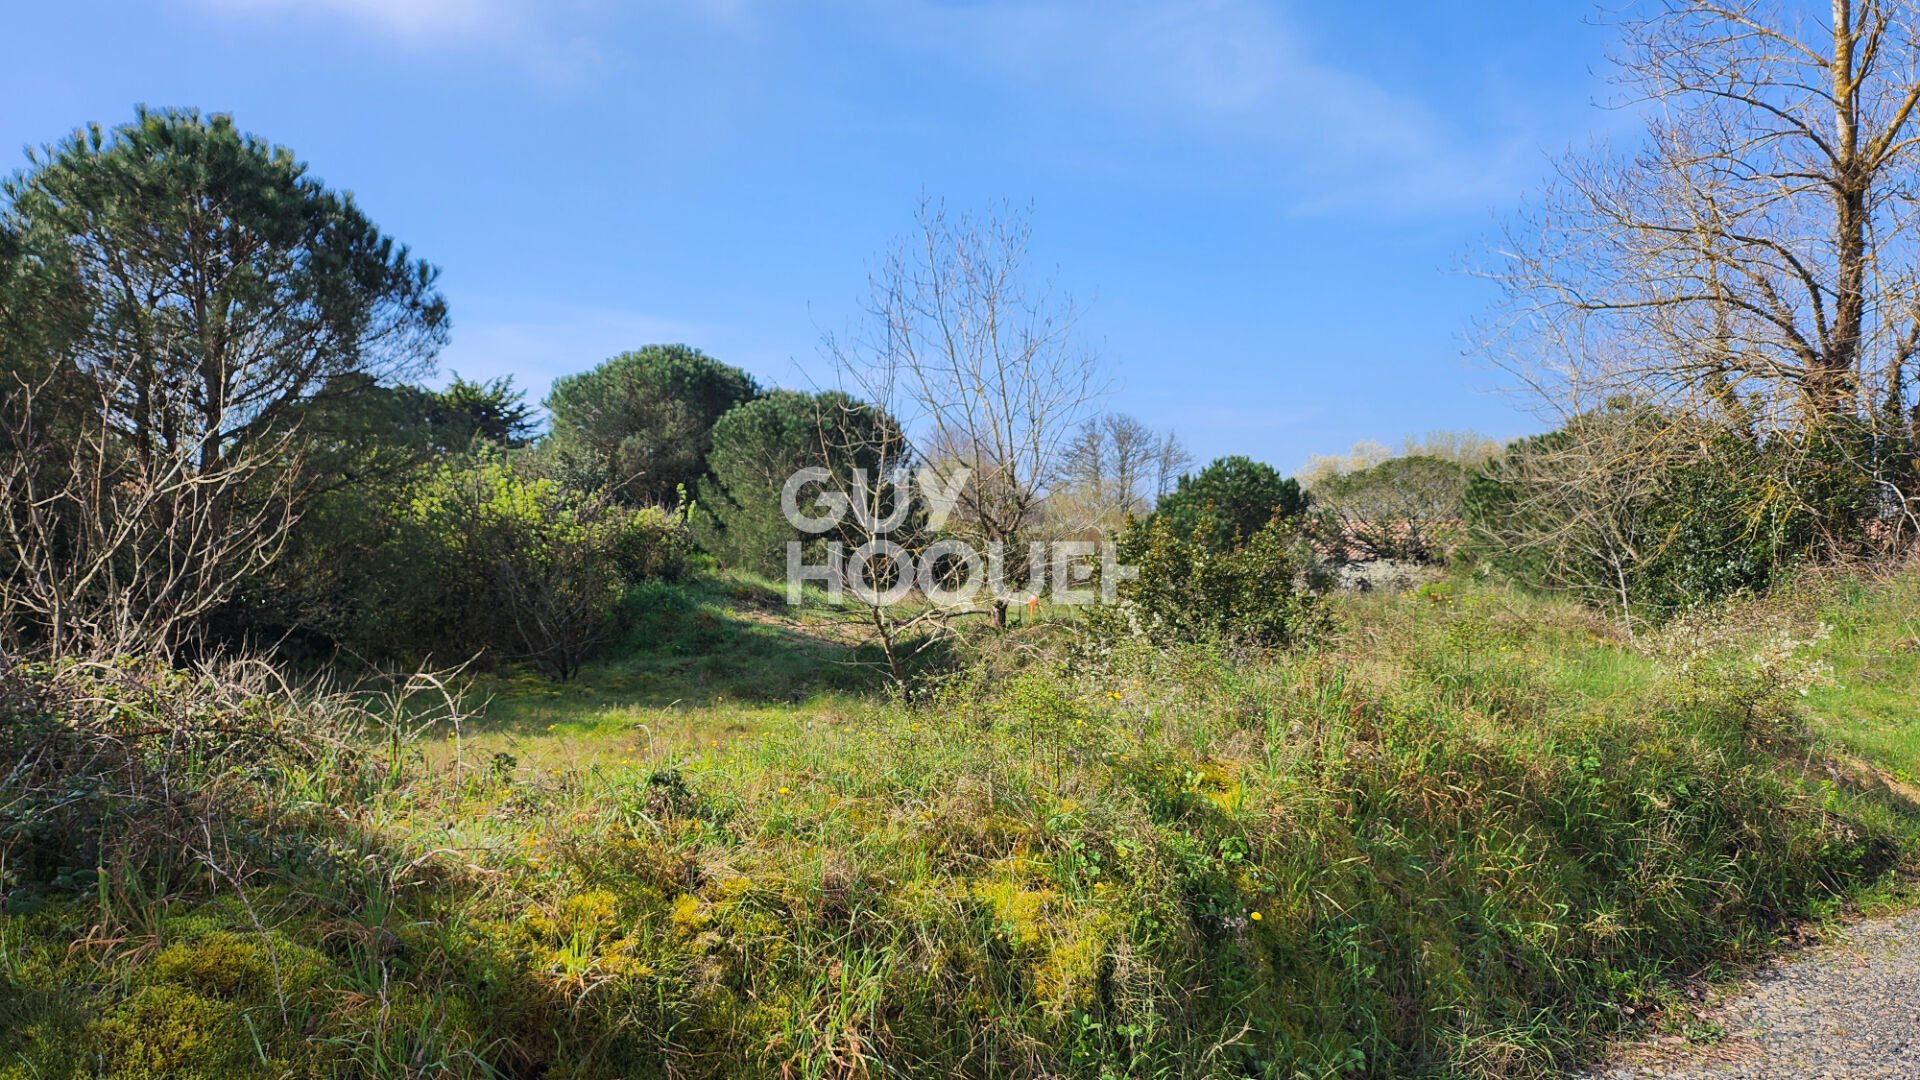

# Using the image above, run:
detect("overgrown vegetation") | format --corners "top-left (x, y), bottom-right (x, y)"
top-left (1101, 514), bottom-right (1329, 648)
top-left (1462, 405), bottom-right (1887, 629)
top-left (4, 572), bottom-right (1917, 1079)
top-left (366, 450), bottom-right (693, 677)
top-left (9, 21), bottom-right (1920, 1074)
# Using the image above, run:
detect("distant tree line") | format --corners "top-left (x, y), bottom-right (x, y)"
top-left (12, 63), bottom-right (1909, 676)
top-left (0, 109), bottom-right (1328, 675)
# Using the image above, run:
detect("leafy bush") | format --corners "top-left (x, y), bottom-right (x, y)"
top-left (1459, 427), bottom-right (1573, 588)
top-left (1632, 430), bottom-right (1879, 613)
top-left (368, 451), bottom-right (690, 676)
top-left (1101, 514), bottom-right (1330, 648)
top-left (611, 504), bottom-right (697, 583)
top-left (213, 374), bottom-right (540, 653)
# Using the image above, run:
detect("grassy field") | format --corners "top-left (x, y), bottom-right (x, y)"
top-left (1804, 570), bottom-right (1920, 779)
top-left (4, 567), bottom-right (1920, 1079)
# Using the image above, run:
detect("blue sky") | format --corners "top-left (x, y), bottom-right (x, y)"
top-left (4, 1), bottom-right (1629, 473)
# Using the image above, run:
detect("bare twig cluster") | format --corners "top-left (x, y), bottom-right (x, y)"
top-left (0, 374), bottom-right (299, 657)
top-left (1473, 405), bottom-right (1697, 633)
top-left (1489, 1), bottom-right (1920, 426)
top-left (1053, 413), bottom-right (1190, 535)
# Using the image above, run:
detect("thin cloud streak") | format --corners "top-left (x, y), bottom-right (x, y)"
top-left (196, 0), bottom-right (520, 39)
top-left (189, 0), bottom-right (1543, 212)
top-left (865, 0), bottom-right (1540, 212)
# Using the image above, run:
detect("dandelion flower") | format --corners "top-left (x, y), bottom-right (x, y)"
top-left (778, 787), bottom-right (792, 795)
top-left (1250, 911), bottom-right (1262, 922)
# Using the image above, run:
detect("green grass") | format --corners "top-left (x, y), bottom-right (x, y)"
top-left (1805, 569), bottom-right (1920, 778)
top-left (595, 572), bottom-right (888, 705)
top-left (454, 571), bottom-right (938, 775)
top-left (483, 570), bottom-right (996, 713)
top-left (5, 570), bottom-right (1920, 1079)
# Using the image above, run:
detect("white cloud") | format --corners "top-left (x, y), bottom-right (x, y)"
top-left (192, 0), bottom-right (750, 43)
top-left (867, 0), bottom-right (1533, 211)
top-left (187, 0), bottom-right (620, 83)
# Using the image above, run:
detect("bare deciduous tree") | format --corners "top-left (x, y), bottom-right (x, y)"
top-left (1466, 402), bottom-right (1686, 635)
top-left (826, 199), bottom-right (1105, 628)
top-left (1152, 425), bottom-right (1194, 503)
top-left (787, 392), bottom-right (950, 688)
top-left (1296, 440), bottom-right (1394, 491)
top-left (1485, 0), bottom-right (1920, 533)
top-left (1053, 413), bottom-right (1190, 534)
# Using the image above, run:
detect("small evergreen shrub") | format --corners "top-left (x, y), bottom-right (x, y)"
top-left (1100, 514), bottom-right (1330, 649)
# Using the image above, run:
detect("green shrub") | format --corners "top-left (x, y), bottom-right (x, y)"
top-left (1101, 513), bottom-right (1330, 648)
top-left (1459, 427), bottom-right (1573, 588)
top-left (612, 504), bottom-right (696, 582)
top-left (1632, 430), bottom-right (1879, 613)
top-left (365, 450), bottom-right (691, 676)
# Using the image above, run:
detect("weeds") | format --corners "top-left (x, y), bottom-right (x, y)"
top-left (2, 573), bottom-right (1918, 1078)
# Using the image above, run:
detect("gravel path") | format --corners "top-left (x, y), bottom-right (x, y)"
top-left (1572, 909), bottom-right (1920, 1079)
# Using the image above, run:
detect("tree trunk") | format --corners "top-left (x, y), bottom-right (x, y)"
top-left (1820, 0), bottom-right (1867, 418)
